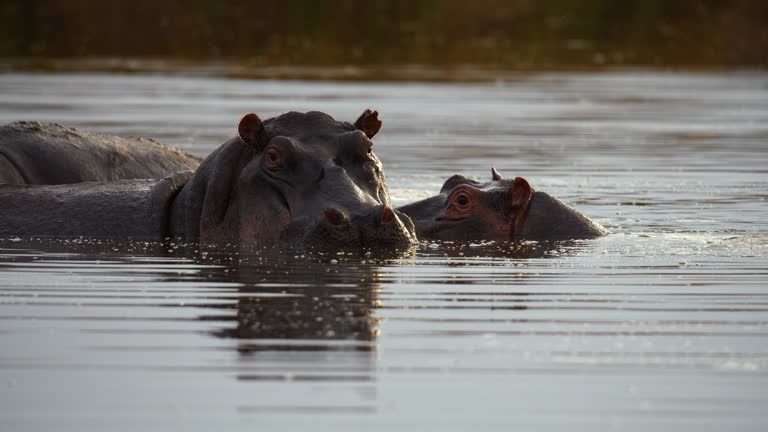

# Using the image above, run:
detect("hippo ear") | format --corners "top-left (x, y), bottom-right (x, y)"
top-left (238, 113), bottom-right (264, 147)
top-left (491, 166), bottom-right (503, 181)
top-left (354, 109), bottom-right (382, 139)
top-left (504, 177), bottom-right (534, 217)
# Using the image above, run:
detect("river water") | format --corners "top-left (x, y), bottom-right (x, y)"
top-left (0, 71), bottom-right (767, 431)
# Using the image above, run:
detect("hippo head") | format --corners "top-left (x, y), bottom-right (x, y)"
top-left (170, 109), bottom-right (417, 249)
top-left (398, 168), bottom-right (607, 241)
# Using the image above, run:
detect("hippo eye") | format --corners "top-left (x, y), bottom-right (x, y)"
top-left (363, 149), bottom-right (378, 169)
top-left (455, 193), bottom-right (470, 207)
top-left (364, 147), bottom-right (374, 161)
top-left (441, 190), bottom-right (474, 221)
top-left (265, 148), bottom-right (282, 170)
top-left (362, 140), bottom-right (374, 158)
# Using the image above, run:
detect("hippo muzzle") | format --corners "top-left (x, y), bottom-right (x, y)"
top-left (282, 205), bottom-right (418, 248)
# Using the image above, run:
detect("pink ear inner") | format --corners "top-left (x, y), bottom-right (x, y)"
top-left (508, 177), bottom-right (534, 236)
top-left (355, 109), bottom-right (382, 139)
top-left (510, 177), bottom-right (533, 208)
top-left (238, 113), bottom-right (264, 146)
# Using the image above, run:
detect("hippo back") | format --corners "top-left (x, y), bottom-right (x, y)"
top-left (0, 122), bottom-right (201, 185)
top-left (0, 171), bottom-right (192, 239)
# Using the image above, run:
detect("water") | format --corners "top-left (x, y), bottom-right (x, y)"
top-left (0, 71), bottom-right (767, 431)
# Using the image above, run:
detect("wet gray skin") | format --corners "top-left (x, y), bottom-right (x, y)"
top-left (0, 110), bottom-right (418, 249)
top-left (397, 168), bottom-right (607, 241)
top-left (0, 122), bottom-right (201, 185)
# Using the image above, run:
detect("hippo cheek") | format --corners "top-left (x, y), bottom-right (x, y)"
top-left (484, 223), bottom-right (514, 241)
top-left (475, 215), bottom-right (513, 241)
top-left (423, 216), bottom-right (511, 242)
top-left (239, 205), bottom-right (292, 245)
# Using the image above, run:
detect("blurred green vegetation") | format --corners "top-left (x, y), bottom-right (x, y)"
top-left (0, 0), bottom-right (765, 68)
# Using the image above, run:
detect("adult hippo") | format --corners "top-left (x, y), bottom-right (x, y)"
top-left (398, 168), bottom-right (607, 241)
top-left (0, 121), bottom-right (201, 185)
top-left (0, 110), bottom-right (418, 249)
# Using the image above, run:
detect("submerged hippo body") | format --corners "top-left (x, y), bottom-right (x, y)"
top-left (0, 121), bottom-right (201, 185)
top-left (0, 110), bottom-right (417, 249)
top-left (398, 168), bottom-right (607, 241)
top-left (0, 172), bottom-right (192, 238)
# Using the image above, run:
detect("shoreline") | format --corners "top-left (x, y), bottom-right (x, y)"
top-left (1, 57), bottom-right (764, 83)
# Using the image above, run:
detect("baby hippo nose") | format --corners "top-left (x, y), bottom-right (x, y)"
top-left (323, 208), bottom-right (347, 226)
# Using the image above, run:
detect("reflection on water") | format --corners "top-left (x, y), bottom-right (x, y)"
top-left (1, 235), bottom-right (766, 430)
top-left (1, 71), bottom-right (767, 431)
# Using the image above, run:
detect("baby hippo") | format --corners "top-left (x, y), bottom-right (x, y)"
top-left (397, 168), bottom-right (607, 241)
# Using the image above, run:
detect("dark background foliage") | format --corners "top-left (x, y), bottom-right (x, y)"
top-left (1, 0), bottom-right (766, 67)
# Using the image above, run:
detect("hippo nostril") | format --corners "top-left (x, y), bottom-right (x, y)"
top-left (381, 206), bottom-right (395, 224)
top-left (324, 208), bottom-right (346, 226)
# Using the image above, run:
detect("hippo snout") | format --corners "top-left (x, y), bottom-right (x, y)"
top-left (357, 206), bottom-right (418, 247)
top-left (301, 205), bottom-right (418, 248)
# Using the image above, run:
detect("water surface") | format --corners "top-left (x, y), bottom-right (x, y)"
top-left (1, 71), bottom-right (767, 431)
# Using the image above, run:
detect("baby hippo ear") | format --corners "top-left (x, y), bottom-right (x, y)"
top-left (504, 177), bottom-right (534, 216)
top-left (238, 113), bottom-right (264, 147)
top-left (491, 166), bottom-right (503, 181)
top-left (354, 108), bottom-right (382, 139)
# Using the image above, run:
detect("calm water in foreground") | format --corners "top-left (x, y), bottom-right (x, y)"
top-left (0, 71), bottom-right (767, 431)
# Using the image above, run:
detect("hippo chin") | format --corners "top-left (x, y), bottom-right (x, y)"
top-left (0, 121), bottom-right (200, 185)
top-left (397, 168), bottom-right (607, 241)
top-left (0, 110), bottom-right (418, 250)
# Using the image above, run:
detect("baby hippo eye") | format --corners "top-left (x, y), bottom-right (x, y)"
top-left (455, 193), bottom-right (470, 207)
top-left (440, 189), bottom-right (475, 221)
